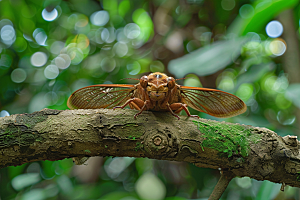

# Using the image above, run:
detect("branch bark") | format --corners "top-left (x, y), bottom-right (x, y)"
top-left (1, 108), bottom-right (300, 190)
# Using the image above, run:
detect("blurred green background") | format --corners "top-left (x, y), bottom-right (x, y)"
top-left (0, 0), bottom-right (300, 199)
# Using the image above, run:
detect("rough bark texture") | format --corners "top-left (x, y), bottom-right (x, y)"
top-left (1, 108), bottom-right (300, 189)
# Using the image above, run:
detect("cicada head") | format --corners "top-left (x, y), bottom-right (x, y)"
top-left (142, 72), bottom-right (171, 101)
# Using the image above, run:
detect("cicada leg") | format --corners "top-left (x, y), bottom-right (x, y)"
top-left (113, 98), bottom-right (150, 119)
top-left (113, 98), bottom-right (144, 110)
top-left (133, 100), bottom-right (151, 119)
top-left (169, 103), bottom-right (200, 119)
top-left (166, 103), bottom-right (180, 120)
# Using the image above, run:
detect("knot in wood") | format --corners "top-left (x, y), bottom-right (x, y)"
top-left (143, 131), bottom-right (178, 157)
top-left (153, 136), bottom-right (162, 146)
top-left (145, 133), bottom-right (168, 155)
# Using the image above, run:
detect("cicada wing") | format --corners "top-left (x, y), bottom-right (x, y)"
top-left (180, 86), bottom-right (247, 118)
top-left (67, 84), bottom-right (135, 109)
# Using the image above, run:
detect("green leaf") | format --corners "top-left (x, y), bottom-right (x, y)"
top-left (235, 62), bottom-right (274, 89)
top-left (228, 0), bottom-right (299, 36)
top-left (11, 173), bottom-right (41, 191)
top-left (20, 189), bottom-right (46, 200)
top-left (168, 37), bottom-right (249, 78)
top-left (285, 83), bottom-right (300, 109)
top-left (255, 181), bottom-right (281, 200)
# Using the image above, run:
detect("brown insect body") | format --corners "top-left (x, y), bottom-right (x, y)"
top-left (67, 72), bottom-right (247, 119)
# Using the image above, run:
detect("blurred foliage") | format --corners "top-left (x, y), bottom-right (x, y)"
top-left (1, 0), bottom-right (300, 199)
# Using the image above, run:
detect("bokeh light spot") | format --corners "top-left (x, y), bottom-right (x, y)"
top-left (273, 74), bottom-right (289, 92)
top-left (186, 40), bottom-right (198, 52)
top-left (55, 54), bottom-right (71, 69)
top-left (132, 8), bottom-right (153, 42)
top-left (101, 28), bottom-right (110, 42)
top-left (50, 41), bottom-right (65, 54)
top-left (113, 42), bottom-right (128, 57)
top-left (266, 20), bottom-right (283, 38)
top-left (116, 28), bottom-right (128, 43)
top-left (42, 8), bottom-right (58, 21)
top-left (263, 76), bottom-right (276, 92)
top-left (67, 47), bottom-right (84, 65)
top-left (0, 110), bottom-right (10, 117)
top-left (104, 157), bottom-right (135, 179)
top-left (127, 61), bottom-right (140, 75)
top-left (269, 39), bottom-right (286, 56)
top-left (31, 52), bottom-right (47, 67)
top-left (221, 0), bottom-right (235, 11)
top-left (150, 61), bottom-right (164, 72)
top-left (101, 57), bottom-right (116, 72)
top-left (71, 78), bottom-right (92, 91)
top-left (218, 77), bottom-right (234, 91)
top-left (236, 83), bottom-right (253, 102)
top-left (44, 65), bottom-right (59, 79)
top-left (33, 28), bottom-right (47, 46)
top-left (135, 173), bottom-right (166, 200)
top-left (76, 34), bottom-right (90, 50)
top-left (124, 23), bottom-right (140, 39)
top-left (277, 110), bottom-right (295, 125)
top-left (239, 4), bottom-right (254, 19)
top-left (29, 93), bottom-right (48, 113)
top-left (11, 68), bottom-right (27, 83)
top-left (44, 91), bottom-right (58, 106)
top-left (1, 25), bottom-right (16, 46)
top-left (242, 41), bottom-right (263, 57)
top-left (90, 10), bottom-right (110, 26)
top-left (183, 74), bottom-right (202, 87)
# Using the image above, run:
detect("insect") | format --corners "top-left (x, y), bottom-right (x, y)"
top-left (67, 72), bottom-right (247, 119)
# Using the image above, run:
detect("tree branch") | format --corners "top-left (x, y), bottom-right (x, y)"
top-left (208, 170), bottom-right (235, 200)
top-left (1, 108), bottom-right (300, 191)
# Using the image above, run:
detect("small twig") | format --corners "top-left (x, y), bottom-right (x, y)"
top-left (280, 182), bottom-right (286, 191)
top-left (208, 170), bottom-right (235, 200)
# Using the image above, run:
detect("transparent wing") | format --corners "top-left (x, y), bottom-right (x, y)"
top-left (180, 86), bottom-right (247, 118)
top-left (67, 84), bottom-right (135, 109)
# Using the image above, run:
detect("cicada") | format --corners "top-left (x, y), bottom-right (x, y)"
top-left (67, 72), bottom-right (247, 119)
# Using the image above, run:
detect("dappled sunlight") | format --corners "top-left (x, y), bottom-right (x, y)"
top-left (42, 8), bottom-right (58, 21)
top-left (0, 0), bottom-right (300, 199)
top-left (31, 52), bottom-right (47, 67)
top-left (266, 20), bottom-right (283, 38)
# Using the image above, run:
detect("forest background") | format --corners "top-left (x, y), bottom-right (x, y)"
top-left (0, 0), bottom-right (300, 199)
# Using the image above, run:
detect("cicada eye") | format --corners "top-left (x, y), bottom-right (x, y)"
top-left (140, 75), bottom-right (148, 88)
top-left (167, 77), bottom-right (175, 89)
